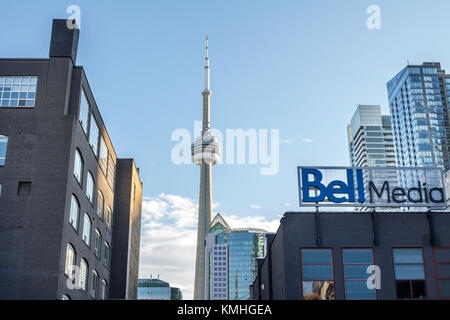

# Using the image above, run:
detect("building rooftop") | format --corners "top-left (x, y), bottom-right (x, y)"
top-left (138, 279), bottom-right (170, 288)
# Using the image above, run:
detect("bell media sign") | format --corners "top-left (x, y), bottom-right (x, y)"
top-left (297, 166), bottom-right (447, 208)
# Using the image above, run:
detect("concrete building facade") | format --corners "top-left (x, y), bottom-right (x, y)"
top-left (347, 105), bottom-right (395, 168)
top-left (0, 19), bottom-right (142, 300)
top-left (252, 212), bottom-right (450, 300)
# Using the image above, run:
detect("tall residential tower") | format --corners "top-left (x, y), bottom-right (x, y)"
top-left (387, 62), bottom-right (450, 170)
top-left (192, 36), bottom-right (221, 300)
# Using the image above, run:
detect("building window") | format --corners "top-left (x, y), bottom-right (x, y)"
top-left (74, 149), bottom-right (83, 185)
top-left (97, 190), bottom-right (104, 219)
top-left (94, 229), bottom-right (102, 258)
top-left (69, 195), bottom-right (80, 231)
top-left (106, 206), bottom-right (112, 230)
top-left (300, 248), bottom-right (335, 300)
top-left (64, 243), bottom-right (76, 279)
top-left (99, 136), bottom-right (108, 176)
top-left (91, 270), bottom-right (99, 299)
top-left (86, 172), bottom-right (94, 203)
top-left (17, 181), bottom-right (32, 196)
top-left (82, 213), bottom-right (91, 246)
top-left (0, 135), bottom-right (8, 166)
top-left (79, 89), bottom-right (90, 134)
top-left (393, 248), bottom-right (427, 299)
top-left (104, 242), bottom-right (110, 269)
top-left (433, 247), bottom-right (450, 300)
top-left (107, 155), bottom-right (116, 190)
top-left (100, 279), bottom-right (108, 300)
top-left (89, 115), bottom-right (99, 157)
top-left (79, 258), bottom-right (88, 291)
top-left (342, 248), bottom-right (376, 300)
top-left (0, 76), bottom-right (37, 108)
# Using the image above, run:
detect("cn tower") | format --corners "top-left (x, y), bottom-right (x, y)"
top-left (192, 35), bottom-right (221, 300)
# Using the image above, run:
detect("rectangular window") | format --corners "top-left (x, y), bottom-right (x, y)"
top-left (17, 181), bottom-right (32, 196)
top-left (393, 248), bottom-right (427, 299)
top-left (64, 244), bottom-right (76, 278)
top-left (94, 230), bottom-right (102, 258)
top-left (79, 259), bottom-right (88, 291)
top-left (342, 249), bottom-right (376, 300)
top-left (300, 248), bottom-right (335, 300)
top-left (89, 116), bottom-right (99, 157)
top-left (82, 213), bottom-right (91, 246)
top-left (99, 136), bottom-right (108, 176)
top-left (0, 135), bottom-right (8, 166)
top-left (0, 76), bottom-right (37, 108)
top-left (79, 89), bottom-right (90, 134)
top-left (433, 247), bottom-right (450, 300)
top-left (107, 155), bottom-right (116, 190)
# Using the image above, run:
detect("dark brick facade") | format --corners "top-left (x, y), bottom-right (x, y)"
top-left (253, 211), bottom-right (450, 300)
top-left (0, 19), bottom-right (142, 300)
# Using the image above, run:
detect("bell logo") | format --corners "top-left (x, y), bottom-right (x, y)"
top-left (301, 168), bottom-right (365, 204)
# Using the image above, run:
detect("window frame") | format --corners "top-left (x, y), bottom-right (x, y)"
top-left (97, 190), bottom-right (104, 220)
top-left (99, 136), bottom-right (108, 177)
top-left (104, 241), bottom-right (110, 269)
top-left (79, 88), bottom-right (90, 136)
top-left (94, 229), bottom-right (102, 259)
top-left (79, 258), bottom-right (89, 292)
top-left (341, 248), bottom-right (377, 300)
top-left (106, 206), bottom-right (112, 231)
top-left (88, 114), bottom-right (100, 158)
top-left (64, 243), bottom-right (76, 279)
top-left (91, 269), bottom-right (99, 299)
top-left (0, 76), bottom-right (38, 108)
top-left (107, 154), bottom-right (116, 191)
top-left (433, 246), bottom-right (450, 300)
top-left (86, 171), bottom-right (95, 204)
top-left (82, 213), bottom-right (92, 247)
top-left (0, 135), bottom-right (8, 166)
top-left (392, 247), bottom-right (428, 300)
top-left (100, 279), bottom-right (108, 300)
top-left (73, 149), bottom-right (84, 186)
top-left (300, 248), bottom-right (335, 300)
top-left (69, 195), bottom-right (80, 232)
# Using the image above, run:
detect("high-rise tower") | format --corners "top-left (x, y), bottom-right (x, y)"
top-left (192, 36), bottom-right (221, 300)
top-left (387, 62), bottom-right (450, 170)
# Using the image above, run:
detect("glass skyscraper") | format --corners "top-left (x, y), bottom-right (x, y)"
top-left (387, 62), bottom-right (450, 170)
top-left (137, 278), bottom-right (183, 300)
top-left (206, 214), bottom-right (267, 300)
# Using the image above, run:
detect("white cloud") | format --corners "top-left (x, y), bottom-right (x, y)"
top-left (139, 194), bottom-right (280, 300)
top-left (249, 204), bottom-right (262, 210)
top-left (284, 202), bottom-right (292, 207)
top-left (279, 139), bottom-right (293, 144)
top-left (302, 138), bottom-right (313, 143)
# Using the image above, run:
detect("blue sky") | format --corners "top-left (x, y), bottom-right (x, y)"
top-left (2, 0), bottom-right (450, 298)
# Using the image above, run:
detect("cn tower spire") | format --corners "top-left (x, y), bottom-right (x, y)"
top-left (192, 35), bottom-right (221, 300)
top-left (204, 35), bottom-right (210, 91)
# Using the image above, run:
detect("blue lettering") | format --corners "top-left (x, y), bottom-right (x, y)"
top-left (356, 169), bottom-right (366, 203)
top-left (301, 168), bottom-right (326, 202)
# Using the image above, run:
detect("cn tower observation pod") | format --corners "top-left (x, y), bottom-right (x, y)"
top-left (191, 131), bottom-right (221, 165)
